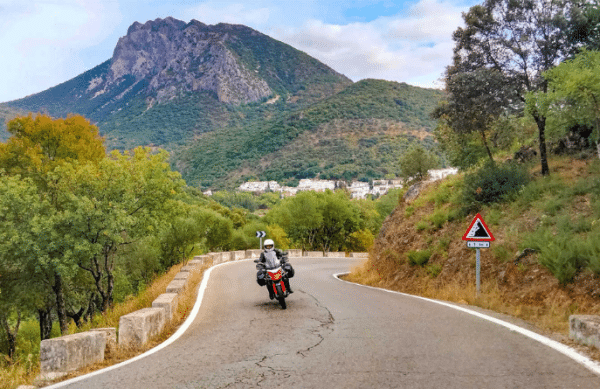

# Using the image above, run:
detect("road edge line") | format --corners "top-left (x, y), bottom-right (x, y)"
top-left (333, 272), bottom-right (600, 377)
top-left (44, 259), bottom-right (252, 389)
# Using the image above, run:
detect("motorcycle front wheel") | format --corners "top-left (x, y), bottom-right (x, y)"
top-left (275, 284), bottom-right (287, 309)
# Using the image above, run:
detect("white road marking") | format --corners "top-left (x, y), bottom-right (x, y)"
top-left (333, 272), bottom-right (600, 377)
top-left (44, 259), bottom-right (247, 389)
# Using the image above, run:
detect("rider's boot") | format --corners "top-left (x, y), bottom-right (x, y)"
top-left (284, 278), bottom-right (293, 294)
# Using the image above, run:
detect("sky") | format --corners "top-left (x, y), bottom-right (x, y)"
top-left (0, 0), bottom-right (480, 103)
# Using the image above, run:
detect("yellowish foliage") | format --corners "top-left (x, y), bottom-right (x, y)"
top-left (0, 114), bottom-right (105, 176)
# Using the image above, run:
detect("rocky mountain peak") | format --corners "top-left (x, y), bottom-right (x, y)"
top-left (103, 17), bottom-right (272, 104)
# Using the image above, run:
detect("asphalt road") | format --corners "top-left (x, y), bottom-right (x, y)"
top-left (51, 257), bottom-right (600, 388)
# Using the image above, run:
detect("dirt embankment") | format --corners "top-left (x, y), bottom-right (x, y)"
top-left (346, 177), bottom-right (600, 353)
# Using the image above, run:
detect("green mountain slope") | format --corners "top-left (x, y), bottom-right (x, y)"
top-left (175, 79), bottom-right (444, 188)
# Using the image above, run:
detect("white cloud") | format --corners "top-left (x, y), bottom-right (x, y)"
top-left (0, 0), bottom-right (121, 102)
top-left (273, 0), bottom-right (467, 88)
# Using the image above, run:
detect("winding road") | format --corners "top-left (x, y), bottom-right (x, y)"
top-left (49, 257), bottom-right (600, 388)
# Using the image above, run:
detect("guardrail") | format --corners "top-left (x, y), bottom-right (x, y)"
top-left (38, 250), bottom-right (366, 380)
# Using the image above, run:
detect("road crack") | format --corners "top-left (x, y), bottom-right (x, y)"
top-left (296, 291), bottom-right (335, 358)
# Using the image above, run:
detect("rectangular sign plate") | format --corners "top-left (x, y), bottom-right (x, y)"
top-left (467, 241), bottom-right (490, 248)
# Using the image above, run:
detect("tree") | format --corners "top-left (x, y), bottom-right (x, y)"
top-left (448, 0), bottom-right (584, 175)
top-left (433, 68), bottom-right (519, 163)
top-left (0, 114), bottom-right (106, 334)
top-left (567, 1), bottom-right (600, 53)
top-left (0, 114), bottom-right (105, 181)
top-left (398, 144), bottom-right (440, 183)
top-left (54, 148), bottom-right (184, 311)
top-left (0, 175), bottom-right (54, 356)
top-left (267, 190), bottom-right (362, 252)
top-left (267, 191), bottom-right (323, 250)
top-left (540, 49), bottom-right (600, 157)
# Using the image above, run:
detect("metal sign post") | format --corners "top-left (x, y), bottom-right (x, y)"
top-left (462, 213), bottom-right (494, 298)
top-left (476, 248), bottom-right (481, 296)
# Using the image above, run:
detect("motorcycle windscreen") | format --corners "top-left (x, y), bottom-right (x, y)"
top-left (264, 251), bottom-right (281, 269)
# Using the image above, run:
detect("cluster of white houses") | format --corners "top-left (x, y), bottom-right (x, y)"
top-left (231, 168), bottom-right (458, 199)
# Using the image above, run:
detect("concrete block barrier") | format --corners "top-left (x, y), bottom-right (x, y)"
top-left (209, 252), bottom-right (225, 264)
top-left (570, 315), bottom-right (600, 349)
top-left (152, 293), bottom-right (179, 322)
top-left (166, 279), bottom-right (187, 294)
top-left (326, 252), bottom-right (346, 257)
top-left (246, 249), bottom-right (262, 259)
top-left (229, 250), bottom-right (246, 261)
top-left (40, 331), bottom-right (106, 378)
top-left (180, 264), bottom-right (198, 273)
top-left (193, 255), bottom-right (211, 265)
top-left (304, 251), bottom-right (323, 257)
top-left (173, 271), bottom-right (190, 281)
top-left (90, 327), bottom-right (117, 353)
top-left (118, 308), bottom-right (166, 348)
top-left (287, 249), bottom-right (302, 257)
top-left (187, 259), bottom-right (203, 267)
top-left (349, 252), bottom-right (369, 258)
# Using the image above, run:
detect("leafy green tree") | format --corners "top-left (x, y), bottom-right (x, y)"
top-left (0, 114), bottom-right (107, 335)
top-left (315, 190), bottom-right (361, 252)
top-left (53, 148), bottom-right (184, 311)
top-left (540, 49), bottom-right (600, 157)
top-left (159, 204), bottom-right (208, 267)
top-left (267, 191), bottom-right (323, 250)
top-left (0, 175), bottom-right (56, 356)
top-left (448, 0), bottom-right (585, 176)
top-left (567, 1), bottom-right (600, 53)
top-left (267, 190), bottom-right (362, 252)
top-left (433, 68), bottom-right (519, 163)
top-left (399, 144), bottom-right (440, 183)
top-left (199, 209), bottom-right (234, 251)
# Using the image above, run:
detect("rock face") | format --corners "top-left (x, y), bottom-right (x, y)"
top-left (90, 17), bottom-right (272, 104)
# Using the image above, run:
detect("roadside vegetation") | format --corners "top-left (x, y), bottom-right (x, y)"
top-left (347, 0), bottom-right (600, 356)
top-left (0, 114), bottom-right (401, 388)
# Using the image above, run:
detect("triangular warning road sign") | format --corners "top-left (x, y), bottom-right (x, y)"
top-left (462, 213), bottom-right (495, 241)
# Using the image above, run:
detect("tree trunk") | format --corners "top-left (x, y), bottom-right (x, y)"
top-left (66, 307), bottom-right (85, 328)
top-left (479, 130), bottom-right (495, 163)
top-left (38, 305), bottom-right (53, 341)
top-left (52, 272), bottom-right (69, 335)
top-left (0, 311), bottom-right (21, 361)
top-left (533, 114), bottom-right (550, 176)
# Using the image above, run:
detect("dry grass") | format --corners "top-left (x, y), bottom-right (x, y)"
top-left (3, 261), bottom-right (210, 389)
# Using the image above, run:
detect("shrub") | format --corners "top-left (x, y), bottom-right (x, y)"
top-left (583, 231), bottom-right (600, 276)
top-left (462, 161), bottom-right (530, 213)
top-left (407, 249), bottom-right (432, 267)
top-left (427, 209), bottom-right (448, 230)
top-left (537, 236), bottom-right (587, 285)
top-left (426, 263), bottom-right (442, 278)
top-left (415, 220), bottom-right (430, 231)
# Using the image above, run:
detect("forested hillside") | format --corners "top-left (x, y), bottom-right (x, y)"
top-left (175, 79), bottom-right (443, 188)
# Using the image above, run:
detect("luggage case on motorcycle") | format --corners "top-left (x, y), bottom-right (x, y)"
top-left (256, 269), bottom-right (267, 286)
top-left (283, 263), bottom-right (294, 278)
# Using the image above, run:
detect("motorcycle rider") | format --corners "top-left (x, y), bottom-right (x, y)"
top-left (256, 239), bottom-right (294, 297)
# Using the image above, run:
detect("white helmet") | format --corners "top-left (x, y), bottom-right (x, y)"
top-left (264, 239), bottom-right (274, 252)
